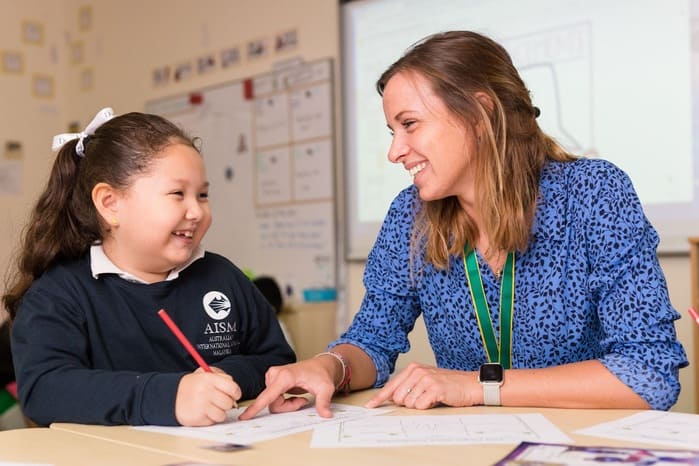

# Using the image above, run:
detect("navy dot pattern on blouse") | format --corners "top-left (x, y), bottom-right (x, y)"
top-left (330, 158), bottom-right (688, 410)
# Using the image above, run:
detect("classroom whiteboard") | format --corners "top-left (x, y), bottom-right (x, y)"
top-left (343, 0), bottom-right (698, 258)
top-left (146, 58), bottom-right (336, 302)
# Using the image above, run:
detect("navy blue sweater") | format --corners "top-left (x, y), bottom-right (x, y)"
top-left (11, 252), bottom-right (295, 426)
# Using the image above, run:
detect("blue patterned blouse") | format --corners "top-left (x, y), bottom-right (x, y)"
top-left (331, 158), bottom-right (688, 410)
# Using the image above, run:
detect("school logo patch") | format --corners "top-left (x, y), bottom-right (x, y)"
top-left (202, 291), bottom-right (232, 320)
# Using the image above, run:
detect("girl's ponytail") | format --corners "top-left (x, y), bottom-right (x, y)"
top-left (3, 138), bottom-right (96, 318)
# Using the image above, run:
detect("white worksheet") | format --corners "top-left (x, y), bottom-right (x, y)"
top-left (311, 413), bottom-right (572, 448)
top-left (135, 403), bottom-right (390, 445)
top-left (575, 411), bottom-right (699, 450)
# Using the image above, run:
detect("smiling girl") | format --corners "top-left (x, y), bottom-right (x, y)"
top-left (3, 108), bottom-right (295, 426)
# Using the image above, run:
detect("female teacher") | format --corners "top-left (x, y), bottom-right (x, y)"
top-left (241, 30), bottom-right (687, 420)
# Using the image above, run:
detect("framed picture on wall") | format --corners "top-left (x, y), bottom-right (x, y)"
top-left (79, 6), bottom-right (93, 31)
top-left (81, 68), bottom-right (94, 91)
top-left (22, 21), bottom-right (44, 45)
top-left (70, 42), bottom-right (84, 65)
top-left (174, 62), bottom-right (192, 82)
top-left (32, 74), bottom-right (54, 98)
top-left (197, 54), bottom-right (216, 74)
top-left (152, 65), bottom-right (171, 86)
top-left (275, 29), bottom-right (298, 52)
top-left (247, 38), bottom-right (268, 59)
top-left (221, 46), bottom-right (241, 68)
top-left (1, 51), bottom-right (23, 74)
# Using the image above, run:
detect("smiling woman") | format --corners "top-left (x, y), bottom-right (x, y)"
top-left (2, 108), bottom-right (295, 427)
top-left (238, 30), bottom-right (687, 423)
top-left (382, 71), bottom-right (480, 208)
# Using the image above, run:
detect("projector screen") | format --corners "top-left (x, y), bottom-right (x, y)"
top-left (342, 0), bottom-right (698, 259)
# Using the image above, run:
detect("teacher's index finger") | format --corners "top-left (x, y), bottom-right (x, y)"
top-left (238, 385), bottom-right (286, 420)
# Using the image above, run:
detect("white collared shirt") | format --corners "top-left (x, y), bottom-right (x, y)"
top-left (90, 244), bottom-right (205, 283)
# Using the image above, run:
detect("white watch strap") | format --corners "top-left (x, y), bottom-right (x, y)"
top-left (482, 383), bottom-right (501, 406)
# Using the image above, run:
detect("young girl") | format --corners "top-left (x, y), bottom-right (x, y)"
top-left (3, 108), bottom-right (295, 426)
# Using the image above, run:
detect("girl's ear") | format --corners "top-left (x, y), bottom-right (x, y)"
top-left (92, 182), bottom-right (120, 227)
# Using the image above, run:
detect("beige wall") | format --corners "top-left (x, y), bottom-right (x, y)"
top-left (663, 255), bottom-right (697, 413)
top-left (60, 0), bottom-right (340, 116)
top-left (1, 0), bottom-right (695, 415)
top-left (0, 0), bottom-right (340, 325)
top-left (0, 2), bottom-right (68, 323)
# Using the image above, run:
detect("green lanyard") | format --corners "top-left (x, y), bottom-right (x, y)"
top-left (464, 248), bottom-right (515, 369)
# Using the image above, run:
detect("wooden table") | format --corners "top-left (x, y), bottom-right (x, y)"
top-left (41, 390), bottom-right (677, 466)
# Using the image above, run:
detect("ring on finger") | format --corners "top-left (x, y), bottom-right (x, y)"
top-left (406, 386), bottom-right (412, 394)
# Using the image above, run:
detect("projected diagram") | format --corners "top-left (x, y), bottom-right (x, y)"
top-left (503, 23), bottom-right (597, 156)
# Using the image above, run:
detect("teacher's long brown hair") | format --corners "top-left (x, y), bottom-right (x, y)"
top-left (377, 31), bottom-right (575, 269)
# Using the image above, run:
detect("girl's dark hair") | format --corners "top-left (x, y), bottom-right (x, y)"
top-left (2, 111), bottom-right (197, 319)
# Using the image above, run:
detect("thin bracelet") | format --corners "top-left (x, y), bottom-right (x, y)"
top-left (314, 351), bottom-right (351, 395)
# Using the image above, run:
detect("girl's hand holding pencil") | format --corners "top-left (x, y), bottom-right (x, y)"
top-left (158, 308), bottom-right (241, 426)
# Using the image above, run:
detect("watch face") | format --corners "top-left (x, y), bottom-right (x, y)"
top-left (480, 363), bottom-right (504, 382)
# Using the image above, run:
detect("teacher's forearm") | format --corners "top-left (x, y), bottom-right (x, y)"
top-left (330, 343), bottom-right (377, 392)
top-left (501, 360), bottom-right (650, 409)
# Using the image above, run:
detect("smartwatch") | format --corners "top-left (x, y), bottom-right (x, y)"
top-left (479, 363), bottom-right (504, 406)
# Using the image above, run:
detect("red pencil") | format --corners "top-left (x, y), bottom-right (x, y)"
top-left (157, 308), bottom-right (212, 372)
top-left (689, 307), bottom-right (699, 326)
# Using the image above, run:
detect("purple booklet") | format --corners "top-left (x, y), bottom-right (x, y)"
top-left (495, 441), bottom-right (699, 465)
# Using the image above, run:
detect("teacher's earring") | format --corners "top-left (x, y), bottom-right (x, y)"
top-left (110, 218), bottom-right (119, 227)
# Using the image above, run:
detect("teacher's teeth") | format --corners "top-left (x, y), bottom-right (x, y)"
top-left (409, 162), bottom-right (427, 177)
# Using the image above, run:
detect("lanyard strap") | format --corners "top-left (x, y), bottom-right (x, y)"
top-left (464, 248), bottom-right (515, 369)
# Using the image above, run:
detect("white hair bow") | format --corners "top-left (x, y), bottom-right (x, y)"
top-left (51, 107), bottom-right (115, 157)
